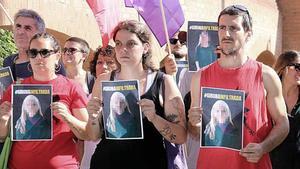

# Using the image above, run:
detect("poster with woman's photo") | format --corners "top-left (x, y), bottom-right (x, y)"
top-left (200, 87), bottom-right (245, 151)
top-left (187, 21), bottom-right (219, 71)
top-left (11, 84), bottom-right (52, 141)
top-left (0, 67), bottom-right (13, 100)
top-left (102, 80), bottom-right (143, 140)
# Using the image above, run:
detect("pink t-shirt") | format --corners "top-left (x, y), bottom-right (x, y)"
top-left (2, 75), bottom-right (88, 169)
top-left (197, 59), bottom-right (272, 169)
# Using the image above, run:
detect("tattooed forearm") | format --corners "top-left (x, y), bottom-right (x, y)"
top-left (166, 114), bottom-right (180, 123)
top-left (159, 124), bottom-right (177, 141)
top-left (67, 121), bottom-right (84, 135)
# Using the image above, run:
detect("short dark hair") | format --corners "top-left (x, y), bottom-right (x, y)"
top-left (14, 9), bottom-right (45, 33)
top-left (218, 5), bottom-right (252, 32)
top-left (274, 50), bottom-right (300, 78)
top-left (65, 37), bottom-right (90, 55)
top-left (90, 45), bottom-right (115, 77)
top-left (29, 32), bottom-right (60, 52)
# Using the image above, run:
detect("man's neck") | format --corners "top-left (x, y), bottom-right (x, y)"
top-left (16, 49), bottom-right (29, 63)
top-left (219, 52), bottom-right (249, 68)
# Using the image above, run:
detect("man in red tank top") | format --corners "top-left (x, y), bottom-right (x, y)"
top-left (188, 5), bottom-right (289, 169)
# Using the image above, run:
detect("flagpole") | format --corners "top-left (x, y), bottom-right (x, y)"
top-left (159, 0), bottom-right (172, 55)
top-left (0, 2), bottom-right (14, 25)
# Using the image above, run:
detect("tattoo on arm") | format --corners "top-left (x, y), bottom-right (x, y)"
top-left (159, 124), bottom-right (177, 141)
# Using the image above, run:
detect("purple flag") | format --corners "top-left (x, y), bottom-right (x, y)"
top-left (124, 0), bottom-right (133, 7)
top-left (126, 0), bottom-right (185, 46)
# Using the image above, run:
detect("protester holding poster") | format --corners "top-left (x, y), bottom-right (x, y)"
top-left (0, 32), bottom-right (88, 169)
top-left (86, 20), bottom-right (186, 169)
top-left (188, 5), bottom-right (288, 169)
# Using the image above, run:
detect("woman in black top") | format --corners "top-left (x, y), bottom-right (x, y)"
top-left (86, 20), bottom-right (187, 169)
top-left (271, 50), bottom-right (300, 169)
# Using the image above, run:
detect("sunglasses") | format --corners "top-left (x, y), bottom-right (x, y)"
top-left (169, 38), bottom-right (186, 45)
top-left (287, 63), bottom-right (300, 72)
top-left (62, 47), bottom-right (84, 55)
top-left (98, 46), bottom-right (114, 56)
top-left (27, 49), bottom-right (56, 59)
top-left (232, 5), bottom-right (250, 20)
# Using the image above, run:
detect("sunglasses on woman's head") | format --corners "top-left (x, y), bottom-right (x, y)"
top-left (99, 46), bottom-right (114, 56)
top-left (169, 38), bottom-right (186, 45)
top-left (287, 63), bottom-right (300, 72)
top-left (26, 49), bottom-right (56, 59)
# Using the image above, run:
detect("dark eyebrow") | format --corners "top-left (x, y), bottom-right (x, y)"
top-left (15, 23), bottom-right (21, 28)
top-left (24, 25), bottom-right (33, 30)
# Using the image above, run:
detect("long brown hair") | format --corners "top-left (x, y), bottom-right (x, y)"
top-left (111, 20), bottom-right (157, 72)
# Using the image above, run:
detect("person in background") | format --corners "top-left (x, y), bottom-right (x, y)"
top-left (61, 36), bottom-right (94, 164)
top-left (80, 45), bottom-right (117, 169)
top-left (3, 9), bottom-right (65, 81)
top-left (86, 20), bottom-right (186, 169)
top-left (0, 32), bottom-right (88, 169)
top-left (163, 30), bottom-right (196, 169)
top-left (188, 5), bottom-right (289, 169)
top-left (89, 45), bottom-right (116, 78)
top-left (62, 37), bottom-right (94, 95)
top-left (270, 50), bottom-right (300, 169)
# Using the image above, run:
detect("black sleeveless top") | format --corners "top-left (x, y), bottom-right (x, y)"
top-left (90, 71), bottom-right (167, 169)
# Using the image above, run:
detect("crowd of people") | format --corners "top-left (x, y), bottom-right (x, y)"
top-left (0, 4), bottom-right (298, 169)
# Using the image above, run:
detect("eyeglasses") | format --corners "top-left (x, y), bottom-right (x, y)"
top-left (62, 47), bottom-right (84, 55)
top-left (287, 63), bottom-right (300, 72)
top-left (169, 38), bottom-right (186, 45)
top-left (26, 49), bottom-right (56, 59)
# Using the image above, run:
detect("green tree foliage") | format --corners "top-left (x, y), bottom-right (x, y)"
top-left (0, 29), bottom-right (17, 67)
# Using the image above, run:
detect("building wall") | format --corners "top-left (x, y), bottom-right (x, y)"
top-left (0, 0), bottom-right (102, 49)
top-left (119, 0), bottom-right (282, 59)
top-left (277, 0), bottom-right (300, 52)
top-left (1, 0), bottom-right (283, 59)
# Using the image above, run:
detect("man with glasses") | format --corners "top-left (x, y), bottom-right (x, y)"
top-left (62, 37), bottom-right (94, 95)
top-left (188, 5), bottom-right (289, 169)
top-left (3, 9), bottom-right (65, 81)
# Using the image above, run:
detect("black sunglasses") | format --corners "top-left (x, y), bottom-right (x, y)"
top-left (169, 38), bottom-right (186, 45)
top-left (62, 47), bottom-right (85, 55)
top-left (287, 63), bottom-right (300, 72)
top-left (27, 49), bottom-right (56, 59)
top-left (232, 5), bottom-right (250, 19)
top-left (98, 46), bottom-right (114, 56)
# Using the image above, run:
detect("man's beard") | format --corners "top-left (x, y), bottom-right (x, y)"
top-left (172, 51), bottom-right (186, 59)
top-left (221, 48), bottom-right (238, 56)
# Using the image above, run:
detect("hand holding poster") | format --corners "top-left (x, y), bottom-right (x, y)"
top-left (201, 87), bottom-right (245, 151)
top-left (11, 84), bottom-right (52, 141)
top-left (102, 80), bottom-right (143, 140)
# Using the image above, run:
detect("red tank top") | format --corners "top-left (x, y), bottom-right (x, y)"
top-left (197, 59), bottom-right (272, 169)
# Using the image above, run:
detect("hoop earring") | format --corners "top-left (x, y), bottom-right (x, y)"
top-left (55, 63), bottom-right (61, 73)
top-left (27, 63), bottom-right (32, 72)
